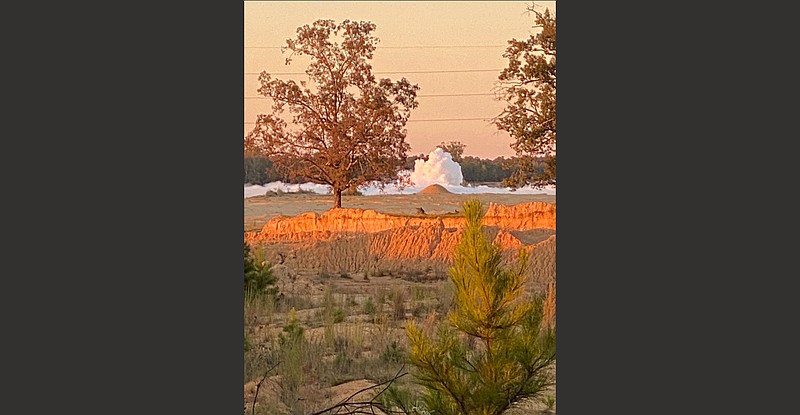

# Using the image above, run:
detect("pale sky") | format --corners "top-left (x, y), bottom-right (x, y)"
top-left (244, 1), bottom-right (555, 159)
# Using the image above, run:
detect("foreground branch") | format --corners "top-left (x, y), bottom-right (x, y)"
top-left (252, 361), bottom-right (282, 415)
top-left (309, 365), bottom-right (408, 415)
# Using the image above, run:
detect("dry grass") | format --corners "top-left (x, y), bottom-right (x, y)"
top-left (245, 266), bottom-right (555, 413)
top-left (254, 234), bottom-right (452, 283)
top-left (525, 235), bottom-right (557, 292)
top-left (244, 193), bottom-right (556, 413)
top-left (543, 281), bottom-right (556, 330)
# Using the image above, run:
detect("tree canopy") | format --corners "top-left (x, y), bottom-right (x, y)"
top-left (436, 141), bottom-right (466, 163)
top-left (495, 6), bottom-right (556, 188)
top-left (245, 19), bottom-right (419, 208)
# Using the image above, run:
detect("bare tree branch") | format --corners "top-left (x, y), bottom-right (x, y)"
top-left (307, 365), bottom-right (408, 415)
top-left (252, 360), bottom-right (282, 415)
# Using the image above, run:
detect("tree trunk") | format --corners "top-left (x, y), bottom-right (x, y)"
top-left (333, 188), bottom-right (342, 208)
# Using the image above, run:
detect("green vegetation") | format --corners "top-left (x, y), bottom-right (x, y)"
top-left (405, 152), bottom-right (550, 184)
top-left (381, 340), bottom-right (406, 364)
top-left (459, 156), bottom-right (517, 183)
top-left (248, 137), bottom-right (551, 187)
top-left (382, 200), bottom-right (556, 414)
top-left (243, 6), bottom-right (558, 413)
top-left (363, 296), bottom-right (376, 315)
top-left (496, 6), bottom-right (557, 188)
top-left (277, 308), bottom-right (305, 413)
top-left (244, 241), bottom-right (277, 297)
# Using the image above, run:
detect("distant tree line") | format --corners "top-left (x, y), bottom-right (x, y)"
top-left (244, 153), bottom-right (548, 185)
top-left (244, 155), bottom-right (278, 184)
top-left (244, 155), bottom-right (307, 185)
top-left (401, 140), bottom-right (548, 184)
top-left (409, 155), bottom-right (546, 184)
top-left (461, 156), bottom-right (517, 183)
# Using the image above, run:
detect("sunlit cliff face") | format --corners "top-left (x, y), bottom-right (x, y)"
top-left (243, 201), bottom-right (556, 260)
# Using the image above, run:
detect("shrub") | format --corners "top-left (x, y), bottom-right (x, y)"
top-left (244, 242), bottom-right (277, 297)
top-left (332, 335), bottom-right (348, 352)
top-left (333, 307), bottom-right (346, 323)
top-left (384, 199), bottom-right (556, 415)
top-left (390, 288), bottom-right (407, 321)
top-left (381, 340), bottom-right (406, 364)
top-left (363, 297), bottom-right (376, 315)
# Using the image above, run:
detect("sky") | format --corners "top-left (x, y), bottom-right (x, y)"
top-left (244, 1), bottom-right (555, 159)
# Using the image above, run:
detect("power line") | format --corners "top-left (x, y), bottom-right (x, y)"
top-left (417, 93), bottom-right (496, 97)
top-left (407, 117), bottom-right (493, 123)
top-left (380, 45), bottom-right (506, 49)
top-left (243, 93), bottom-right (495, 99)
top-left (244, 45), bottom-right (507, 49)
top-left (243, 117), bottom-right (493, 124)
top-left (244, 69), bottom-right (502, 75)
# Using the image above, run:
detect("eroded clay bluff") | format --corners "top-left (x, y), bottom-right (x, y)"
top-left (367, 225), bottom-right (555, 260)
top-left (244, 202), bottom-right (555, 259)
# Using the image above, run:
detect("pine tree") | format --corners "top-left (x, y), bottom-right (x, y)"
top-left (389, 199), bottom-right (556, 414)
top-left (244, 241), bottom-right (277, 297)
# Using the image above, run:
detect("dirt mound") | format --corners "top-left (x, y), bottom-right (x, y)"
top-left (325, 379), bottom-right (378, 404)
top-left (417, 183), bottom-right (452, 194)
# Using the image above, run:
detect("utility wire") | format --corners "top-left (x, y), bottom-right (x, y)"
top-left (406, 117), bottom-right (493, 122)
top-left (244, 69), bottom-right (502, 75)
top-left (244, 93), bottom-right (495, 99)
top-left (243, 118), bottom-right (493, 124)
top-left (244, 45), bottom-right (507, 49)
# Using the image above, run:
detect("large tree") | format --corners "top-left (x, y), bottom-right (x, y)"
top-left (245, 19), bottom-right (419, 208)
top-left (495, 5), bottom-right (556, 188)
top-left (436, 140), bottom-right (466, 163)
